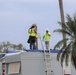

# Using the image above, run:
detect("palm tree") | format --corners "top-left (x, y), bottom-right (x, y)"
top-left (54, 12), bottom-right (76, 69)
top-left (17, 43), bottom-right (23, 50)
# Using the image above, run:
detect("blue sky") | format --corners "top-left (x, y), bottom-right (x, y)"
top-left (0, 0), bottom-right (76, 49)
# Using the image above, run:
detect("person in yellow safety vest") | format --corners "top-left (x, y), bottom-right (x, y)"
top-left (43, 28), bottom-right (51, 50)
top-left (27, 24), bottom-right (37, 50)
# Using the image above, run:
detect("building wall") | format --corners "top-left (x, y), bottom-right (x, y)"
top-left (20, 52), bottom-right (63, 75)
top-left (21, 52), bottom-right (46, 75)
top-left (51, 53), bottom-right (63, 75)
top-left (1, 51), bottom-right (76, 75)
top-left (0, 62), bottom-right (2, 75)
top-left (71, 63), bottom-right (76, 75)
top-left (51, 53), bottom-right (76, 75)
top-left (5, 53), bottom-right (21, 75)
top-left (5, 53), bottom-right (21, 63)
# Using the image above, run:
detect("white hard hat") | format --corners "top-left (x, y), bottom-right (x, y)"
top-left (46, 28), bottom-right (49, 31)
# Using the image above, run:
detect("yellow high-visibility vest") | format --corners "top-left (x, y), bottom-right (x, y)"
top-left (28, 28), bottom-right (37, 38)
top-left (43, 32), bottom-right (51, 41)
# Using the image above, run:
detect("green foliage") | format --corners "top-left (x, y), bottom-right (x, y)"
top-left (54, 12), bottom-right (76, 69)
top-left (0, 41), bottom-right (23, 53)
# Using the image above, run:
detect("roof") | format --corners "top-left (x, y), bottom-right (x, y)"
top-left (0, 49), bottom-right (64, 59)
top-left (25, 49), bottom-right (62, 53)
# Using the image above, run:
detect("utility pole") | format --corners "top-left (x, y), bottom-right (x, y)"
top-left (58, 0), bottom-right (66, 48)
top-left (36, 37), bottom-right (38, 49)
top-left (35, 25), bottom-right (38, 49)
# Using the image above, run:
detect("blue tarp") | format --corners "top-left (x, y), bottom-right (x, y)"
top-left (24, 49), bottom-right (64, 53)
top-left (0, 54), bottom-right (5, 58)
top-left (7, 50), bottom-right (20, 53)
top-left (0, 49), bottom-right (64, 59)
top-left (0, 50), bottom-right (20, 59)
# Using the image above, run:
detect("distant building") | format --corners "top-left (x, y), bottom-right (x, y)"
top-left (0, 49), bottom-right (76, 75)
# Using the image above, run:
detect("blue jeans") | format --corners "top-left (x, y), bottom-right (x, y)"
top-left (45, 41), bottom-right (50, 50)
top-left (30, 42), bottom-right (36, 50)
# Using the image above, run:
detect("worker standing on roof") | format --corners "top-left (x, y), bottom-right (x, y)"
top-left (43, 28), bottom-right (51, 50)
top-left (27, 24), bottom-right (37, 50)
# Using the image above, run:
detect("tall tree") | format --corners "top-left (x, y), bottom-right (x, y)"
top-left (0, 41), bottom-right (24, 53)
top-left (17, 43), bottom-right (23, 50)
top-left (54, 12), bottom-right (76, 69)
top-left (58, 0), bottom-right (66, 48)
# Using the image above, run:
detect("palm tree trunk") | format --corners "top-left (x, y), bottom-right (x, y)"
top-left (58, 0), bottom-right (69, 74)
top-left (58, 0), bottom-right (66, 48)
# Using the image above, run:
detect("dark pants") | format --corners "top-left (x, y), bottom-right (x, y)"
top-left (45, 41), bottom-right (50, 50)
top-left (30, 42), bottom-right (36, 50)
top-left (29, 36), bottom-right (36, 50)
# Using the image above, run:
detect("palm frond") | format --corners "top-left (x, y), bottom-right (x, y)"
top-left (57, 42), bottom-right (71, 66)
top-left (61, 50), bottom-right (66, 66)
top-left (58, 19), bottom-right (75, 37)
top-left (66, 14), bottom-right (76, 36)
top-left (54, 28), bottom-right (73, 38)
top-left (54, 38), bottom-right (69, 49)
top-left (54, 12), bottom-right (76, 69)
top-left (57, 22), bottom-right (66, 28)
top-left (71, 47), bottom-right (76, 69)
top-left (57, 46), bottom-right (64, 61)
top-left (73, 13), bottom-right (76, 34)
top-left (65, 42), bottom-right (71, 65)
